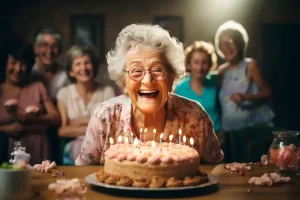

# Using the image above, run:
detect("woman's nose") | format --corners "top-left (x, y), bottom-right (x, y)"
top-left (141, 70), bottom-right (154, 84)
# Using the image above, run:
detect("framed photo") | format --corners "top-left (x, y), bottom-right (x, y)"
top-left (71, 15), bottom-right (105, 60)
top-left (154, 16), bottom-right (184, 42)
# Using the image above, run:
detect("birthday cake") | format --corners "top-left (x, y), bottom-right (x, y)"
top-left (96, 141), bottom-right (208, 188)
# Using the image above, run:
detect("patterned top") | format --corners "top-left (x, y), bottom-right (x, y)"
top-left (219, 58), bottom-right (275, 131)
top-left (75, 93), bottom-right (223, 165)
top-left (175, 73), bottom-right (222, 132)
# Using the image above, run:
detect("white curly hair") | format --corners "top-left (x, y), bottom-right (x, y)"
top-left (107, 24), bottom-right (185, 90)
top-left (214, 20), bottom-right (249, 59)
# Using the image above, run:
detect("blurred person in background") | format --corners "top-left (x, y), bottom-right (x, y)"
top-left (56, 45), bottom-right (115, 165)
top-left (0, 41), bottom-right (60, 165)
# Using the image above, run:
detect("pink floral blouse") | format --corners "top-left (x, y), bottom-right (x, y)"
top-left (75, 93), bottom-right (224, 165)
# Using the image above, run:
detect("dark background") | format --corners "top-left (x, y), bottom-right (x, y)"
top-left (1, 0), bottom-right (300, 130)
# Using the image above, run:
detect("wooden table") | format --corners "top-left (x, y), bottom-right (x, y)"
top-left (32, 164), bottom-right (300, 200)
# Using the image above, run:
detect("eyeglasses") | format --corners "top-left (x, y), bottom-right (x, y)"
top-left (123, 66), bottom-right (168, 81)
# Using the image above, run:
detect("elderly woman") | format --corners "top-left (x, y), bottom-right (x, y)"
top-left (56, 45), bottom-right (115, 165)
top-left (75, 24), bottom-right (223, 165)
top-left (215, 20), bottom-right (274, 131)
top-left (175, 41), bottom-right (221, 133)
top-left (0, 42), bottom-right (60, 164)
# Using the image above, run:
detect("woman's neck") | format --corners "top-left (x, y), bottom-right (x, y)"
top-left (190, 75), bottom-right (205, 95)
top-left (131, 105), bottom-right (166, 141)
top-left (75, 81), bottom-right (96, 104)
top-left (3, 80), bottom-right (22, 91)
top-left (229, 56), bottom-right (243, 66)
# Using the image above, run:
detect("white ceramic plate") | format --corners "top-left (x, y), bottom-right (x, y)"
top-left (85, 173), bottom-right (218, 191)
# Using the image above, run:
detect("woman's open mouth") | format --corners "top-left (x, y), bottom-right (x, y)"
top-left (138, 90), bottom-right (159, 98)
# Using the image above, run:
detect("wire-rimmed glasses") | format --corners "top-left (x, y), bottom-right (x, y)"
top-left (123, 66), bottom-right (168, 81)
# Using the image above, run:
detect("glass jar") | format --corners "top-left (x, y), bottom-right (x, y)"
top-left (268, 131), bottom-right (300, 175)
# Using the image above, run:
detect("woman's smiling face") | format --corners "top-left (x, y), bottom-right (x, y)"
top-left (124, 47), bottom-right (174, 114)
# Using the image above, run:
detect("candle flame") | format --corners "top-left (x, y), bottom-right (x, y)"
top-left (133, 138), bottom-right (139, 146)
top-left (144, 128), bottom-right (147, 133)
top-left (169, 135), bottom-right (173, 141)
top-left (130, 132), bottom-right (133, 136)
top-left (190, 137), bottom-right (194, 146)
top-left (124, 127), bottom-right (126, 133)
top-left (160, 133), bottom-right (164, 139)
top-left (140, 128), bottom-right (143, 133)
top-left (178, 129), bottom-right (182, 136)
top-left (117, 135), bottom-right (122, 143)
top-left (183, 135), bottom-right (186, 143)
top-left (152, 140), bottom-right (156, 148)
top-left (125, 136), bottom-right (129, 143)
top-left (109, 137), bottom-right (114, 145)
top-left (153, 129), bottom-right (156, 134)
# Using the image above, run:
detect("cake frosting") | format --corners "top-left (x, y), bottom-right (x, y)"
top-left (97, 141), bottom-right (208, 188)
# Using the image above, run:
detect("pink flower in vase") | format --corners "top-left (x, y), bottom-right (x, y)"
top-left (277, 146), bottom-right (296, 170)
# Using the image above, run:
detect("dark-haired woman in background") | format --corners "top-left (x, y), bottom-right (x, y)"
top-left (0, 42), bottom-right (60, 164)
top-left (56, 45), bottom-right (115, 165)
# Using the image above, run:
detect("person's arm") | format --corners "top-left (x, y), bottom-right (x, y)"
top-left (242, 60), bottom-right (272, 101)
top-left (0, 122), bottom-right (23, 137)
top-left (198, 115), bottom-right (224, 164)
top-left (57, 99), bottom-right (88, 138)
top-left (75, 115), bottom-right (103, 165)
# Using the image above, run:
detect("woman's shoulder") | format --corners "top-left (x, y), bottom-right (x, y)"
top-left (93, 95), bottom-right (130, 117)
top-left (57, 84), bottom-right (75, 96)
top-left (174, 76), bottom-right (190, 91)
top-left (169, 94), bottom-right (209, 122)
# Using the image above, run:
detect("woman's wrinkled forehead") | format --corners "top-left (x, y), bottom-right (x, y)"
top-left (126, 46), bottom-right (171, 68)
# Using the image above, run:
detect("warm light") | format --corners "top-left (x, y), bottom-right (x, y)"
top-left (153, 129), bottom-right (156, 134)
top-left (140, 128), bottom-right (143, 133)
top-left (109, 137), bottom-right (114, 145)
top-left (124, 127), bottom-right (126, 133)
top-left (152, 140), bottom-right (156, 148)
top-left (117, 136), bottom-right (122, 144)
top-left (130, 132), bottom-right (133, 136)
top-left (133, 138), bottom-right (139, 147)
top-left (190, 137), bottom-right (194, 146)
top-left (125, 136), bottom-right (129, 143)
top-left (178, 129), bottom-right (182, 136)
top-left (169, 135), bottom-right (173, 142)
top-left (160, 133), bottom-right (164, 139)
top-left (183, 136), bottom-right (186, 143)
top-left (144, 128), bottom-right (147, 133)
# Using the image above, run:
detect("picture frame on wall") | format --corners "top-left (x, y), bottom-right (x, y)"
top-left (71, 15), bottom-right (105, 60)
top-left (154, 16), bottom-right (184, 42)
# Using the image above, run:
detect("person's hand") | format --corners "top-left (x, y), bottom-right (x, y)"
top-left (5, 122), bottom-right (24, 137)
top-left (230, 93), bottom-right (244, 104)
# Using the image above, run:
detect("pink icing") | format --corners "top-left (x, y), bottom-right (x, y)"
top-left (148, 154), bottom-right (161, 164)
top-left (105, 142), bottom-right (199, 164)
top-left (127, 154), bottom-right (136, 161)
top-left (136, 154), bottom-right (148, 163)
top-left (117, 153), bottom-right (127, 161)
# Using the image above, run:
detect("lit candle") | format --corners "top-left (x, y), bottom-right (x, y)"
top-left (144, 128), bottom-right (147, 143)
top-left (169, 135), bottom-right (173, 148)
top-left (160, 133), bottom-right (164, 151)
top-left (123, 127), bottom-right (127, 144)
top-left (117, 135), bottom-right (122, 144)
top-left (133, 138), bottom-right (139, 148)
top-left (183, 135), bottom-right (186, 146)
top-left (139, 128), bottom-right (143, 142)
top-left (153, 129), bottom-right (156, 140)
top-left (178, 129), bottom-right (182, 145)
top-left (130, 132), bottom-right (133, 144)
top-left (152, 140), bottom-right (156, 148)
top-left (190, 137), bottom-right (194, 149)
top-left (109, 137), bottom-right (114, 145)
top-left (125, 136), bottom-right (129, 150)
